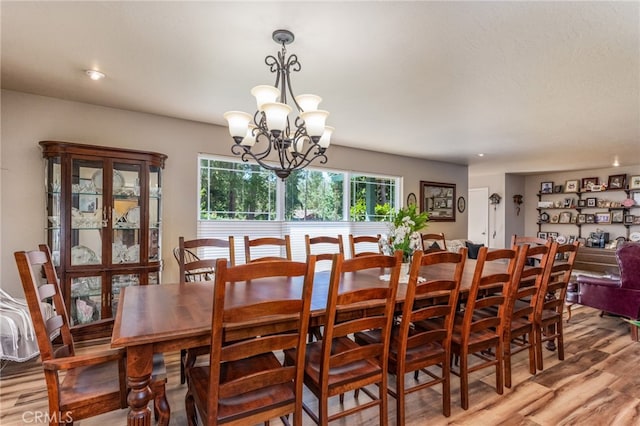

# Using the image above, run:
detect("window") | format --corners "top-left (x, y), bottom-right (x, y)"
top-left (285, 169), bottom-right (344, 221)
top-left (199, 158), bottom-right (276, 220)
top-left (198, 155), bottom-right (400, 265)
top-left (199, 156), bottom-right (399, 222)
top-left (350, 174), bottom-right (396, 221)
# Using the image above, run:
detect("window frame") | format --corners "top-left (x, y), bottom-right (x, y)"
top-left (197, 154), bottom-right (401, 222)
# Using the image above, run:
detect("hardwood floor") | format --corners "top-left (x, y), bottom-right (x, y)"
top-left (1, 305), bottom-right (638, 425)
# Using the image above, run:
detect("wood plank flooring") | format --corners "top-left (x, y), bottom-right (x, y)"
top-left (1, 305), bottom-right (638, 425)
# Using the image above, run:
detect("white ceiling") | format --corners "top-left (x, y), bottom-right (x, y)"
top-left (2, 1), bottom-right (639, 175)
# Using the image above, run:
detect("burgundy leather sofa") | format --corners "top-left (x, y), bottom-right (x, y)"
top-left (575, 242), bottom-right (640, 340)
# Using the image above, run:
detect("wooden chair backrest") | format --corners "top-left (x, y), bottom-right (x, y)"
top-left (176, 236), bottom-right (235, 282)
top-left (244, 235), bottom-right (292, 263)
top-left (14, 244), bottom-right (75, 362)
top-left (511, 235), bottom-right (550, 247)
top-left (506, 240), bottom-right (555, 325)
top-left (421, 233), bottom-right (448, 252)
top-left (305, 234), bottom-right (345, 262)
top-left (206, 257), bottom-right (316, 424)
top-left (398, 248), bottom-right (466, 364)
top-left (348, 234), bottom-right (382, 258)
top-left (461, 247), bottom-right (519, 344)
top-left (535, 242), bottom-right (579, 318)
top-left (321, 251), bottom-right (402, 385)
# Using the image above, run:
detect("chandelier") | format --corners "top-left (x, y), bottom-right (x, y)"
top-left (224, 29), bottom-right (333, 179)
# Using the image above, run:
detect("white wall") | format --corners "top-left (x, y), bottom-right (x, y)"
top-left (1, 90), bottom-right (468, 296)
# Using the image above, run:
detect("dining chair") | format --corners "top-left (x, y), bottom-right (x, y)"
top-left (449, 246), bottom-right (519, 410)
top-left (304, 234), bottom-right (345, 341)
top-left (501, 240), bottom-right (555, 388)
top-left (285, 251), bottom-right (402, 425)
top-left (244, 235), bottom-right (292, 263)
top-left (185, 256), bottom-right (316, 426)
top-left (305, 234), bottom-right (344, 262)
top-left (421, 232), bottom-right (448, 253)
top-left (175, 236), bottom-right (235, 384)
top-left (355, 248), bottom-right (466, 421)
top-left (534, 241), bottom-right (579, 371)
top-left (14, 244), bottom-right (169, 425)
top-left (348, 234), bottom-right (382, 258)
top-left (176, 236), bottom-right (236, 282)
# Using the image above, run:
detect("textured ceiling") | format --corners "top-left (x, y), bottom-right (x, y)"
top-left (2, 1), bottom-right (639, 175)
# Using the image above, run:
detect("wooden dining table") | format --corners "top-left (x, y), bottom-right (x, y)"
top-left (111, 258), bottom-right (507, 425)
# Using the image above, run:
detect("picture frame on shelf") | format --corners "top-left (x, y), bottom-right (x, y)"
top-left (537, 231), bottom-right (547, 239)
top-left (564, 180), bottom-right (579, 193)
top-left (611, 210), bottom-right (624, 223)
top-left (559, 211), bottom-right (572, 224)
top-left (568, 235), bottom-right (577, 244)
top-left (548, 232), bottom-right (559, 240)
top-left (570, 215), bottom-right (578, 224)
top-left (586, 197), bottom-right (597, 207)
top-left (624, 214), bottom-right (634, 225)
top-left (595, 212), bottom-right (611, 224)
top-left (582, 177), bottom-right (599, 191)
top-left (577, 199), bottom-right (586, 208)
top-left (634, 216), bottom-right (640, 225)
top-left (540, 181), bottom-right (553, 194)
top-left (563, 198), bottom-right (573, 208)
top-left (586, 214), bottom-right (595, 224)
top-left (607, 174), bottom-right (626, 190)
top-left (633, 191), bottom-right (640, 204)
top-left (553, 185), bottom-right (563, 193)
top-left (577, 214), bottom-right (587, 224)
top-left (550, 214), bottom-right (560, 224)
top-left (630, 176), bottom-right (640, 190)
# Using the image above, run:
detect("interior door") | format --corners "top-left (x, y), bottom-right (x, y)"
top-left (468, 187), bottom-right (489, 246)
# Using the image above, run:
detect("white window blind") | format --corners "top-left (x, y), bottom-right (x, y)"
top-left (197, 220), bottom-right (389, 269)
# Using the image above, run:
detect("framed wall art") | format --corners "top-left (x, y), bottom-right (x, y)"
top-left (630, 175), bottom-right (640, 190)
top-left (611, 209), bottom-right (624, 223)
top-left (595, 212), bottom-right (611, 224)
top-left (581, 177), bottom-right (599, 191)
top-left (564, 180), bottom-right (579, 193)
top-left (420, 181), bottom-right (455, 222)
top-left (607, 174), bottom-right (626, 190)
top-left (540, 181), bottom-right (553, 194)
top-left (559, 211), bottom-right (572, 224)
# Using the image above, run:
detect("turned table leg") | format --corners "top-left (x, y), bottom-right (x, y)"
top-left (127, 345), bottom-right (154, 426)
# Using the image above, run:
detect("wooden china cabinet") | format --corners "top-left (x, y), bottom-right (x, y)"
top-left (40, 141), bottom-right (167, 340)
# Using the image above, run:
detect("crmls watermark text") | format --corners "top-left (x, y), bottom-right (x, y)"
top-left (22, 411), bottom-right (73, 423)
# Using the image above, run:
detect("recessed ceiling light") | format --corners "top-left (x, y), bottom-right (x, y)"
top-left (612, 158), bottom-right (620, 167)
top-left (85, 69), bottom-right (105, 81)
top-left (477, 153), bottom-right (485, 157)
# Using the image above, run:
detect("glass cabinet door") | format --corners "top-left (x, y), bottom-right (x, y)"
top-left (112, 162), bottom-right (141, 265)
top-left (111, 273), bottom-right (140, 317)
top-left (70, 275), bottom-right (103, 326)
top-left (148, 164), bottom-right (162, 262)
top-left (45, 156), bottom-right (62, 266)
top-left (70, 159), bottom-right (104, 266)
